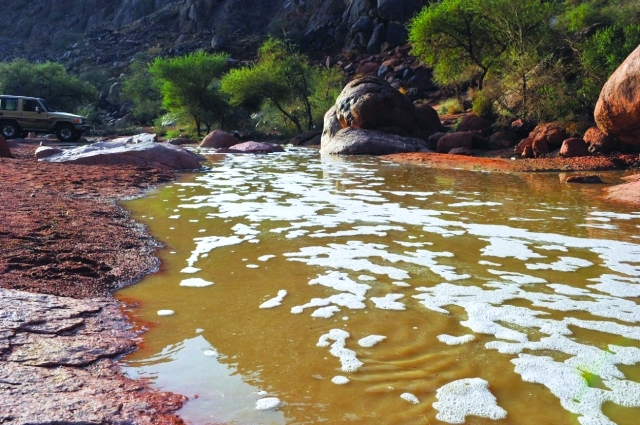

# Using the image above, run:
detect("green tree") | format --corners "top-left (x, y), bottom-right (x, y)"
top-left (149, 51), bottom-right (230, 137)
top-left (122, 53), bottom-right (163, 125)
top-left (221, 38), bottom-right (341, 134)
top-left (0, 59), bottom-right (97, 112)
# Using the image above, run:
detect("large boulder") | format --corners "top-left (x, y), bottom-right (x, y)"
top-left (377, 0), bottom-right (425, 22)
top-left (320, 128), bottom-right (429, 155)
top-left (595, 44), bottom-right (640, 146)
top-left (529, 123), bottom-right (567, 148)
top-left (200, 130), bottom-right (238, 148)
top-left (488, 131), bottom-right (519, 150)
top-left (0, 135), bottom-right (13, 158)
top-left (583, 126), bottom-right (619, 153)
top-left (291, 131), bottom-right (322, 146)
top-left (437, 132), bottom-right (473, 154)
top-left (559, 138), bottom-right (590, 157)
top-left (40, 134), bottom-right (204, 170)
top-left (222, 142), bottom-right (285, 154)
top-left (456, 114), bottom-right (493, 135)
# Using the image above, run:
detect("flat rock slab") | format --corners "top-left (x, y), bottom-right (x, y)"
top-left (321, 128), bottom-right (430, 155)
top-left (40, 133), bottom-right (204, 170)
top-left (602, 179), bottom-right (640, 207)
top-left (219, 141), bottom-right (286, 154)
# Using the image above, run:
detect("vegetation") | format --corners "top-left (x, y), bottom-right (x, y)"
top-left (0, 59), bottom-right (97, 112)
top-left (121, 53), bottom-right (163, 125)
top-left (221, 38), bottom-right (343, 134)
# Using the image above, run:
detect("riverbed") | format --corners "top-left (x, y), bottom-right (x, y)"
top-left (118, 147), bottom-right (640, 425)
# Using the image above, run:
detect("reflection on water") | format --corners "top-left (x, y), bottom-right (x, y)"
top-left (118, 148), bottom-right (640, 425)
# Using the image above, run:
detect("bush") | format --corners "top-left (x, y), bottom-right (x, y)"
top-left (436, 98), bottom-right (464, 115)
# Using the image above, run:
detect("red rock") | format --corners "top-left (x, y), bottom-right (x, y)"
top-left (437, 132), bottom-right (473, 153)
top-left (595, 44), bottom-right (640, 146)
top-left (583, 126), bottom-right (619, 153)
top-left (559, 138), bottom-right (590, 157)
top-left (355, 61), bottom-right (379, 76)
top-left (565, 175), bottom-right (604, 183)
top-left (199, 130), bottom-right (238, 148)
top-left (522, 145), bottom-right (534, 158)
top-left (602, 179), bottom-right (640, 206)
top-left (449, 147), bottom-right (473, 155)
top-left (414, 103), bottom-right (445, 133)
top-left (529, 123), bottom-right (567, 148)
top-left (456, 114), bottom-right (493, 135)
top-left (510, 119), bottom-right (534, 135)
top-left (532, 138), bottom-right (549, 157)
top-left (489, 131), bottom-right (518, 149)
top-left (515, 138), bottom-right (533, 155)
top-left (0, 135), bottom-right (13, 158)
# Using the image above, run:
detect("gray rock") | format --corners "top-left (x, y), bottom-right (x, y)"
top-left (35, 146), bottom-right (63, 159)
top-left (221, 141), bottom-right (285, 154)
top-left (384, 21), bottom-right (408, 49)
top-left (321, 105), bottom-right (344, 147)
top-left (40, 133), bottom-right (204, 170)
top-left (367, 23), bottom-right (385, 54)
top-left (321, 127), bottom-right (430, 155)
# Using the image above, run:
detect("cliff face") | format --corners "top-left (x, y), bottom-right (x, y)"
top-left (0, 0), bottom-right (429, 68)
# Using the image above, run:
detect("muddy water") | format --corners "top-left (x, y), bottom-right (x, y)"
top-left (118, 148), bottom-right (640, 425)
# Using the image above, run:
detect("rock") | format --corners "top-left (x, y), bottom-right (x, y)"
top-left (595, 44), bottom-right (640, 146)
top-left (449, 147), bottom-right (473, 155)
top-left (320, 127), bottom-right (429, 155)
top-left (27, 132), bottom-right (37, 139)
top-left (428, 132), bottom-right (446, 150)
top-left (437, 132), bottom-right (473, 154)
top-left (384, 21), bottom-right (408, 49)
top-left (222, 141), bottom-right (285, 154)
top-left (489, 131), bottom-right (519, 149)
top-left (514, 138), bottom-right (533, 155)
top-left (322, 105), bottom-right (345, 147)
top-left (532, 138), bottom-right (549, 158)
top-left (377, 0), bottom-right (423, 22)
top-left (510, 118), bottom-right (534, 135)
top-left (583, 126), bottom-right (619, 153)
top-left (200, 130), bottom-right (238, 148)
top-left (291, 131), bottom-right (322, 146)
top-left (355, 61), bottom-right (379, 76)
top-left (456, 114), bottom-right (492, 135)
top-left (167, 137), bottom-right (197, 145)
top-left (0, 135), bottom-right (13, 158)
top-left (602, 178), bottom-right (640, 206)
top-left (367, 23), bottom-right (385, 54)
top-left (414, 103), bottom-right (446, 134)
top-left (529, 123), bottom-right (567, 148)
top-left (40, 133), bottom-right (204, 170)
top-left (336, 77), bottom-right (416, 133)
top-left (559, 138), bottom-right (590, 157)
top-left (35, 146), bottom-right (63, 159)
top-left (522, 145), bottom-right (534, 158)
top-left (565, 175), bottom-right (604, 184)
top-left (406, 68), bottom-right (435, 92)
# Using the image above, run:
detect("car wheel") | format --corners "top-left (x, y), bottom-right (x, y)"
top-left (0, 121), bottom-right (20, 139)
top-left (56, 123), bottom-right (77, 142)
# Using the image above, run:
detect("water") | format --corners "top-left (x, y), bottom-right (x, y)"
top-left (117, 148), bottom-right (640, 425)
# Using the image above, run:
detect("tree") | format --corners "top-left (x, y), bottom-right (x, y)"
top-left (122, 53), bottom-right (163, 125)
top-left (149, 52), bottom-right (230, 137)
top-left (0, 59), bottom-right (97, 112)
top-left (220, 38), bottom-right (341, 134)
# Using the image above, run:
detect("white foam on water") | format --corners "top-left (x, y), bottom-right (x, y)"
top-left (448, 201), bottom-right (503, 207)
top-left (311, 306), bottom-right (341, 318)
top-left (310, 225), bottom-right (405, 238)
top-left (480, 237), bottom-right (546, 261)
top-left (433, 378), bottom-right (507, 424)
top-left (478, 260), bottom-right (502, 267)
top-left (332, 376), bottom-right (350, 385)
top-left (291, 293), bottom-right (366, 315)
top-left (392, 281), bottom-right (411, 287)
top-left (232, 223), bottom-right (260, 235)
top-left (587, 274), bottom-right (640, 297)
top-left (258, 255), bottom-right (276, 262)
top-left (526, 257), bottom-right (594, 272)
top-left (255, 397), bottom-right (281, 411)
top-left (357, 275), bottom-right (377, 281)
top-left (180, 267), bottom-right (201, 274)
top-left (260, 290), bottom-right (287, 309)
top-left (358, 335), bottom-right (386, 347)
top-left (157, 310), bottom-right (174, 316)
top-left (180, 278), bottom-right (214, 287)
top-left (309, 272), bottom-right (371, 297)
top-left (371, 294), bottom-right (405, 310)
top-left (487, 269), bottom-right (546, 284)
top-left (437, 334), bottom-right (475, 345)
top-left (186, 235), bottom-right (248, 267)
top-left (168, 215), bottom-right (180, 219)
top-left (537, 245), bottom-right (569, 252)
top-left (246, 264), bottom-right (259, 268)
top-left (589, 211), bottom-right (640, 220)
top-left (203, 349), bottom-right (218, 357)
top-left (316, 329), bottom-right (363, 373)
top-left (394, 240), bottom-right (432, 247)
top-left (400, 393), bottom-right (420, 404)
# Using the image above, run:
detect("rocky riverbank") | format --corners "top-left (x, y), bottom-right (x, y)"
top-left (0, 144), bottom-right (187, 424)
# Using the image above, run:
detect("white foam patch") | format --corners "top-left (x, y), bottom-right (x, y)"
top-left (260, 290), bottom-right (288, 309)
top-left (180, 267), bottom-right (201, 274)
top-left (437, 334), bottom-right (475, 345)
top-left (310, 225), bottom-right (405, 238)
top-left (394, 240), bottom-right (432, 247)
top-left (186, 235), bottom-right (248, 267)
top-left (291, 293), bottom-right (366, 315)
top-left (255, 397), bottom-right (281, 410)
top-left (587, 274), bottom-right (640, 297)
top-left (180, 278), bottom-right (214, 287)
top-left (317, 329), bottom-right (363, 373)
top-left (480, 237), bottom-right (545, 261)
top-left (358, 335), bottom-right (386, 347)
top-left (331, 376), bottom-right (350, 385)
top-left (232, 223), bottom-right (260, 235)
top-left (311, 306), bottom-right (341, 318)
top-left (526, 257), bottom-right (594, 272)
top-left (487, 269), bottom-right (546, 284)
top-left (478, 260), bottom-right (501, 267)
top-left (537, 245), bottom-right (569, 252)
top-left (309, 271), bottom-right (371, 297)
top-left (258, 255), bottom-right (276, 262)
top-left (246, 264), bottom-right (259, 268)
top-left (371, 294), bottom-right (405, 310)
top-left (157, 310), bottom-right (174, 316)
top-left (448, 201), bottom-right (502, 207)
top-left (433, 378), bottom-right (507, 424)
top-left (400, 393), bottom-right (420, 404)
top-left (203, 349), bottom-right (218, 357)
top-left (168, 215), bottom-right (180, 219)
top-left (357, 275), bottom-right (377, 281)
top-left (393, 281), bottom-right (411, 287)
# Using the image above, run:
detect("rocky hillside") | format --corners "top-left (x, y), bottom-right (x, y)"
top-left (1, 0), bottom-right (429, 73)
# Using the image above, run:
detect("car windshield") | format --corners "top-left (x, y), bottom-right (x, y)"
top-left (39, 99), bottom-right (58, 112)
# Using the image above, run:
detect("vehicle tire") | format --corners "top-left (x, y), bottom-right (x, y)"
top-left (0, 121), bottom-right (21, 139)
top-left (56, 123), bottom-right (77, 142)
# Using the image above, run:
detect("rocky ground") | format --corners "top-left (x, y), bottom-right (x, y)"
top-left (0, 144), bottom-right (186, 424)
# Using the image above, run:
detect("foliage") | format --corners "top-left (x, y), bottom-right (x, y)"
top-left (221, 38), bottom-right (343, 134)
top-left (0, 59), bottom-right (97, 112)
top-left (149, 51), bottom-right (231, 137)
top-left (122, 53), bottom-right (163, 125)
top-left (436, 98), bottom-right (464, 115)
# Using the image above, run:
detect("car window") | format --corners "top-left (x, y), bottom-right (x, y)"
top-left (39, 99), bottom-right (56, 112)
top-left (23, 99), bottom-right (39, 112)
top-left (0, 98), bottom-right (18, 111)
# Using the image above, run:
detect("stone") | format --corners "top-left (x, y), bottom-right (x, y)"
top-left (320, 128), bottom-right (429, 155)
top-left (321, 105), bottom-right (345, 147)
top-left (428, 132), bottom-right (447, 150)
top-left (355, 61), bottom-right (379, 76)
top-left (367, 23), bottom-right (385, 54)
top-left (384, 21), bottom-right (408, 49)
top-left (489, 131), bottom-right (519, 149)
top-left (437, 132), bottom-right (473, 154)
top-left (603, 178), bottom-right (640, 206)
top-left (532, 138), bottom-right (549, 158)
top-left (40, 133), bottom-right (204, 170)
top-left (595, 44), bottom-right (640, 146)
top-left (529, 123), bottom-right (567, 148)
top-left (456, 114), bottom-right (492, 135)
top-left (27, 132), bottom-right (37, 139)
top-left (510, 118), bottom-right (534, 135)
top-left (406, 68), bottom-right (435, 92)
top-left (200, 129), bottom-right (238, 148)
top-left (560, 138), bottom-right (590, 157)
top-left (167, 137), bottom-right (197, 146)
top-left (514, 138), bottom-right (533, 155)
top-left (377, 0), bottom-right (423, 22)
top-left (291, 131), bottom-right (322, 146)
top-left (222, 141), bottom-right (285, 154)
top-left (565, 175), bottom-right (604, 184)
top-left (0, 135), bottom-right (13, 158)
top-left (522, 145), bottom-right (534, 158)
top-left (35, 146), bottom-right (63, 159)
top-left (414, 103), bottom-right (446, 134)
top-left (449, 147), bottom-right (473, 155)
top-left (583, 126), bottom-right (619, 153)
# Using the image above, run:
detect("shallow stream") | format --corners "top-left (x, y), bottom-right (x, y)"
top-left (117, 148), bottom-right (640, 425)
